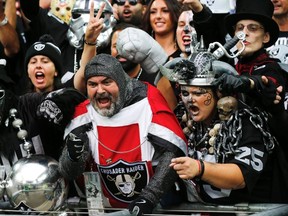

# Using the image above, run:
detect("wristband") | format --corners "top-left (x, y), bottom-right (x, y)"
top-left (0, 16), bottom-right (8, 27)
top-left (84, 39), bottom-right (97, 46)
top-left (195, 159), bottom-right (205, 181)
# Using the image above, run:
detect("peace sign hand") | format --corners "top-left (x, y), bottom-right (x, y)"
top-left (84, 1), bottom-right (105, 45)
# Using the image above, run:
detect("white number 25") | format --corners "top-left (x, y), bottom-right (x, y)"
top-left (235, 147), bottom-right (264, 171)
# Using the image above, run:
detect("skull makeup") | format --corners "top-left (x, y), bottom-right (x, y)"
top-left (217, 96), bottom-right (238, 121)
top-left (49, 0), bottom-right (76, 24)
top-left (67, 0), bottom-right (116, 49)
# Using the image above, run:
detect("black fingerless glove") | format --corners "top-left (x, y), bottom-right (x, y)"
top-left (212, 72), bottom-right (251, 94)
top-left (37, 88), bottom-right (86, 127)
top-left (249, 75), bottom-right (284, 113)
top-left (128, 197), bottom-right (154, 216)
top-left (66, 132), bottom-right (87, 162)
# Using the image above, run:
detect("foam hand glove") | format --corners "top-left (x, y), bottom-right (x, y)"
top-left (37, 88), bottom-right (86, 126)
top-left (66, 132), bottom-right (87, 162)
top-left (128, 197), bottom-right (154, 216)
top-left (117, 27), bottom-right (168, 74)
top-left (212, 71), bottom-right (251, 94)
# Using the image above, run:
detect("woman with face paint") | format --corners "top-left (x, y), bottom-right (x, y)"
top-left (155, 0), bottom-right (224, 111)
top-left (162, 58), bottom-right (288, 204)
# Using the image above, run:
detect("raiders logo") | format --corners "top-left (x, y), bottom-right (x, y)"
top-left (268, 44), bottom-right (288, 64)
top-left (34, 44), bottom-right (45, 51)
top-left (98, 160), bottom-right (150, 203)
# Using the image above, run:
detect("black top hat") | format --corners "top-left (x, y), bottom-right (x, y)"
top-left (225, 0), bottom-right (279, 48)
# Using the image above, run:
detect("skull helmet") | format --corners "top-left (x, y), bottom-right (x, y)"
top-left (67, 0), bottom-right (116, 49)
top-left (49, 0), bottom-right (76, 24)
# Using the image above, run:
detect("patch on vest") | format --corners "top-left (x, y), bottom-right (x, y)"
top-left (98, 160), bottom-right (149, 203)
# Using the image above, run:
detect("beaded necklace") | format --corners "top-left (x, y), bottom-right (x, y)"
top-left (187, 120), bottom-right (220, 160)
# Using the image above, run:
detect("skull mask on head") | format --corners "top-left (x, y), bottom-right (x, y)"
top-left (67, 0), bottom-right (116, 49)
top-left (49, 0), bottom-right (76, 24)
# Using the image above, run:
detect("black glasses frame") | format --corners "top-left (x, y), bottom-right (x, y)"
top-left (115, 0), bottom-right (140, 6)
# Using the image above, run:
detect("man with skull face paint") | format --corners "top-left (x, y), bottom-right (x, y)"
top-left (164, 58), bottom-right (288, 203)
top-left (56, 53), bottom-right (187, 215)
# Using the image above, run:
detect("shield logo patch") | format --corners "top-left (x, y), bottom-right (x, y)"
top-left (98, 160), bottom-right (150, 203)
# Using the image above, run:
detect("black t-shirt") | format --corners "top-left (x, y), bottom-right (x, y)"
top-left (273, 31), bottom-right (288, 47)
top-left (195, 114), bottom-right (288, 203)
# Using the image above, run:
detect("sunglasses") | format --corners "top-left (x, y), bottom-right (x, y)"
top-left (115, 0), bottom-right (140, 6)
top-left (233, 23), bottom-right (264, 33)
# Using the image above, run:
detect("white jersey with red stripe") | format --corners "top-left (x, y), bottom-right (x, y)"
top-left (64, 84), bottom-right (187, 207)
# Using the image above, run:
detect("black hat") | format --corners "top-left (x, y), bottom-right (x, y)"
top-left (24, 34), bottom-right (63, 75)
top-left (225, 0), bottom-right (279, 48)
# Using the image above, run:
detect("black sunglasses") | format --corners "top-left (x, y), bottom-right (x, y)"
top-left (115, 0), bottom-right (140, 6)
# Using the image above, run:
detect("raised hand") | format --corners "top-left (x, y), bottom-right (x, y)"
top-left (84, 1), bottom-right (105, 45)
top-left (117, 27), bottom-right (168, 74)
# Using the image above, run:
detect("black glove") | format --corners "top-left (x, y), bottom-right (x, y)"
top-left (128, 197), bottom-right (154, 216)
top-left (66, 132), bottom-right (87, 161)
top-left (212, 72), bottom-right (251, 94)
top-left (37, 88), bottom-right (86, 126)
top-left (37, 99), bottom-right (63, 125)
top-left (250, 75), bottom-right (281, 108)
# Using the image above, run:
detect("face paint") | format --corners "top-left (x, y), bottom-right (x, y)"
top-left (181, 86), bottom-right (216, 123)
top-left (49, 0), bottom-right (76, 24)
